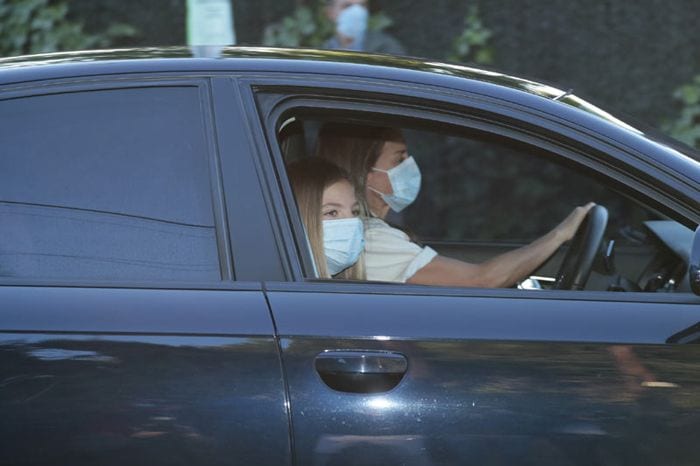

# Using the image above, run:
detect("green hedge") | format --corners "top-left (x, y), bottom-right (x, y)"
top-left (376, 0), bottom-right (700, 130)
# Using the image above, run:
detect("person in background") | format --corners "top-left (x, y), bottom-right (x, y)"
top-left (323, 0), bottom-right (406, 54)
top-left (317, 123), bottom-right (595, 287)
top-left (287, 157), bottom-right (366, 279)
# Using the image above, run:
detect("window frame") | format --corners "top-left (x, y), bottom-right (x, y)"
top-left (246, 74), bottom-right (700, 304)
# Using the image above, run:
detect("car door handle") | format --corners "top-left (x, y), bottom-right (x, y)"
top-left (315, 351), bottom-right (408, 394)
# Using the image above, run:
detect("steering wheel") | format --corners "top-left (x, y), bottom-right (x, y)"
top-left (553, 205), bottom-right (608, 290)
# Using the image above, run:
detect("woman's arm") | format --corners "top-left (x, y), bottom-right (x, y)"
top-left (407, 203), bottom-right (595, 288)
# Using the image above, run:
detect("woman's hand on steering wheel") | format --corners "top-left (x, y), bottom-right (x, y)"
top-left (555, 202), bottom-right (596, 242)
top-left (554, 203), bottom-right (608, 290)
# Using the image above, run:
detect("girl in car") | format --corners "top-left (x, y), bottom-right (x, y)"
top-left (316, 122), bottom-right (594, 287)
top-left (287, 157), bottom-right (366, 279)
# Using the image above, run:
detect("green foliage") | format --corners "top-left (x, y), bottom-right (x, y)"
top-left (663, 75), bottom-right (700, 149)
top-left (262, 3), bottom-right (393, 48)
top-left (447, 5), bottom-right (493, 65)
top-left (367, 11), bottom-right (392, 33)
top-left (0, 0), bottom-right (136, 57)
top-left (262, 5), bottom-right (331, 48)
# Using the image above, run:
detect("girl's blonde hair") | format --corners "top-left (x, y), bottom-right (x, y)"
top-left (287, 157), bottom-right (365, 280)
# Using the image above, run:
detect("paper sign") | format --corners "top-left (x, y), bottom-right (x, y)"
top-left (187, 0), bottom-right (236, 46)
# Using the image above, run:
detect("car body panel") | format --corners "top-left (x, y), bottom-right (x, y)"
top-left (267, 285), bottom-right (700, 465)
top-left (0, 285), bottom-right (291, 465)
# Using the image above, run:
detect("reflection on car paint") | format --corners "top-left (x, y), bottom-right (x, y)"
top-left (28, 348), bottom-right (118, 362)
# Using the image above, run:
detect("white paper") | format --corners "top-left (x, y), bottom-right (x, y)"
top-left (187, 0), bottom-right (235, 46)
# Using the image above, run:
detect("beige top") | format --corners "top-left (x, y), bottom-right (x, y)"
top-left (364, 218), bottom-right (438, 283)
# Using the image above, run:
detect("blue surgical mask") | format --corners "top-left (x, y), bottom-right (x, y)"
top-left (336, 4), bottom-right (368, 50)
top-left (370, 156), bottom-right (422, 213)
top-left (322, 217), bottom-right (364, 275)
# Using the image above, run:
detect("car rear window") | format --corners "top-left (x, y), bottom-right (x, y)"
top-left (0, 86), bottom-right (221, 282)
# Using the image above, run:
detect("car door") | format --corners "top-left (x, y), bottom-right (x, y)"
top-left (0, 75), bottom-right (290, 465)
top-left (244, 74), bottom-right (700, 466)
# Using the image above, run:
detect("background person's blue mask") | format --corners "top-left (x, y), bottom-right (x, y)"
top-left (323, 217), bottom-right (364, 275)
top-left (336, 4), bottom-right (368, 50)
top-left (370, 156), bottom-right (422, 213)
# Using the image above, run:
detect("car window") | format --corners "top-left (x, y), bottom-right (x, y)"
top-left (276, 112), bottom-right (691, 294)
top-left (0, 86), bottom-right (221, 282)
top-left (403, 130), bottom-right (652, 243)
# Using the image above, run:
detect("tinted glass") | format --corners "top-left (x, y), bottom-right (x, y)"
top-left (0, 86), bottom-right (220, 281)
top-left (404, 130), bottom-right (652, 242)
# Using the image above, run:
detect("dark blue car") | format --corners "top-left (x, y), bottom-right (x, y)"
top-left (1, 47), bottom-right (699, 465)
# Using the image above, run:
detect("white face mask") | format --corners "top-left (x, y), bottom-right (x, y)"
top-left (322, 217), bottom-right (364, 275)
top-left (370, 156), bottom-right (422, 213)
top-left (336, 4), bottom-right (368, 50)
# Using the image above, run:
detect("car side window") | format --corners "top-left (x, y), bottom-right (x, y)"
top-left (0, 86), bottom-right (221, 282)
top-left (402, 130), bottom-right (678, 291)
top-left (276, 112), bottom-right (690, 294)
top-left (404, 130), bottom-right (652, 244)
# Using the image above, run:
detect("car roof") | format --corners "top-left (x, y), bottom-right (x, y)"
top-left (0, 46), bottom-right (588, 102)
top-left (1, 46), bottom-right (699, 175)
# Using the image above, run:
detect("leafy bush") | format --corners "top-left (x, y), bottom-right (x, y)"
top-left (262, 2), bottom-right (393, 49)
top-left (447, 5), bottom-right (493, 65)
top-left (663, 75), bottom-right (700, 149)
top-left (0, 0), bottom-right (136, 57)
top-left (262, 5), bottom-right (330, 48)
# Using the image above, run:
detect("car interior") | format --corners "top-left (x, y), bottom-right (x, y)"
top-left (276, 111), bottom-right (695, 294)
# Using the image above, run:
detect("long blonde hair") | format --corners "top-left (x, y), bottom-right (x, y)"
top-left (287, 157), bottom-right (365, 280)
top-left (315, 123), bottom-right (405, 208)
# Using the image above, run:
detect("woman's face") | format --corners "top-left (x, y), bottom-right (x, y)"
top-left (366, 139), bottom-right (408, 196)
top-left (322, 179), bottom-right (360, 220)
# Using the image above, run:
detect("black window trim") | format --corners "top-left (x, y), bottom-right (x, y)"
top-left (262, 279), bottom-right (700, 305)
top-left (236, 79), bottom-right (309, 282)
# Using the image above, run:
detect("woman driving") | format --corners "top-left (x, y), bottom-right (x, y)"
top-left (316, 123), bottom-right (594, 287)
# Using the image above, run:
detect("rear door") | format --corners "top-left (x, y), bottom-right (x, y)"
top-left (0, 75), bottom-right (290, 465)
top-left (245, 74), bottom-right (700, 466)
